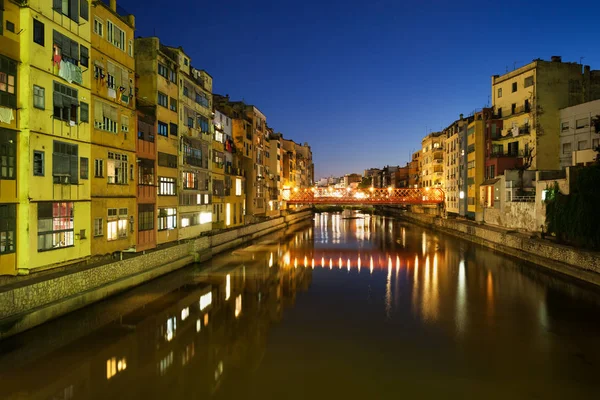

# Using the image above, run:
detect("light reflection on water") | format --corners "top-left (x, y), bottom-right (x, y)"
top-left (1, 211), bottom-right (600, 399)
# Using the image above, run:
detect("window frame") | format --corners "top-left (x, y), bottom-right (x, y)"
top-left (93, 217), bottom-right (103, 237)
top-left (0, 204), bottom-right (16, 255)
top-left (33, 150), bottom-right (45, 176)
top-left (93, 17), bottom-right (104, 37)
top-left (33, 18), bottom-right (45, 46)
top-left (33, 85), bottom-right (45, 110)
top-left (37, 202), bottom-right (74, 252)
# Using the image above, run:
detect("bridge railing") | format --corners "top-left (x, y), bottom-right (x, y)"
top-left (284, 187), bottom-right (444, 205)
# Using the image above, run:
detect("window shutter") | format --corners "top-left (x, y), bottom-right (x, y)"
top-left (70, 153), bottom-right (79, 183)
top-left (80, 0), bottom-right (89, 21)
top-left (71, 39), bottom-right (79, 61)
top-left (121, 68), bottom-right (128, 88)
top-left (80, 102), bottom-right (89, 122)
top-left (53, 30), bottom-right (63, 49)
top-left (94, 100), bottom-right (103, 122)
top-left (69, 0), bottom-right (79, 23)
top-left (53, 0), bottom-right (62, 11)
top-left (53, 91), bottom-right (64, 108)
top-left (80, 45), bottom-right (88, 61)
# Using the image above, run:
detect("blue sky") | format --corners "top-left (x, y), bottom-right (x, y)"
top-left (120, 0), bottom-right (600, 178)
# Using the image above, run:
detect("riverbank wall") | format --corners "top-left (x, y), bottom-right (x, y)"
top-left (0, 210), bottom-right (313, 339)
top-left (381, 207), bottom-right (600, 287)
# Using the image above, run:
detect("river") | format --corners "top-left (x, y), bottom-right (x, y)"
top-left (1, 211), bottom-right (599, 399)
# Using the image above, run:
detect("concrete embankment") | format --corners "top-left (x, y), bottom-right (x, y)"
top-left (382, 208), bottom-right (600, 287)
top-left (0, 210), bottom-right (313, 339)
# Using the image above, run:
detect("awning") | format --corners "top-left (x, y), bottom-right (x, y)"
top-left (480, 178), bottom-right (500, 186)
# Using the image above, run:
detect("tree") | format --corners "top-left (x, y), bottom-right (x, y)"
top-left (358, 176), bottom-right (372, 189)
top-left (515, 145), bottom-right (535, 197)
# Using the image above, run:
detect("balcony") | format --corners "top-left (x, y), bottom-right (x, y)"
top-left (137, 184), bottom-right (156, 203)
top-left (184, 156), bottom-right (203, 167)
top-left (490, 149), bottom-right (524, 158)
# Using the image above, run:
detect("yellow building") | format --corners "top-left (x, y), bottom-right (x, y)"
top-left (160, 46), bottom-right (213, 238)
top-left (135, 37), bottom-right (179, 245)
top-left (467, 111), bottom-right (487, 219)
top-left (214, 109), bottom-right (245, 228)
top-left (0, 0), bottom-right (20, 274)
top-left (16, 0), bottom-right (92, 273)
top-left (282, 138), bottom-right (297, 190)
top-left (420, 132), bottom-right (445, 188)
top-left (90, 0), bottom-right (136, 256)
top-left (491, 56), bottom-right (600, 170)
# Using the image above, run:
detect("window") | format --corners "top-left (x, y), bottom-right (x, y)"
top-left (95, 101), bottom-right (118, 133)
top-left (80, 157), bottom-right (88, 179)
top-left (183, 86), bottom-right (189, 97)
top-left (0, 130), bottom-right (15, 180)
top-left (138, 204), bottom-right (154, 231)
top-left (187, 117), bottom-right (193, 128)
top-left (93, 17), bottom-right (103, 37)
top-left (80, 0), bottom-right (89, 20)
top-left (80, 45), bottom-right (89, 67)
top-left (508, 141), bottom-right (519, 156)
top-left (52, 140), bottom-right (78, 184)
top-left (128, 39), bottom-right (133, 57)
top-left (576, 118), bottom-right (589, 129)
top-left (562, 142), bottom-right (571, 155)
top-left (107, 20), bottom-right (125, 51)
top-left (511, 103), bottom-right (516, 114)
top-left (158, 121), bottom-right (168, 137)
top-left (169, 70), bottom-right (176, 83)
top-left (138, 117), bottom-right (155, 143)
top-left (33, 151), bottom-right (44, 176)
top-left (158, 208), bottom-right (177, 231)
top-left (497, 88), bottom-right (502, 98)
top-left (6, 21), bottom-right (14, 33)
top-left (170, 123), bottom-right (178, 136)
top-left (37, 202), bottom-right (74, 251)
top-left (524, 76), bottom-right (534, 88)
top-left (561, 122), bottom-right (570, 132)
top-left (512, 82), bottom-right (517, 92)
top-left (158, 152), bottom-right (177, 168)
top-left (53, 81), bottom-right (78, 123)
top-left (32, 85), bottom-right (45, 109)
top-left (107, 208), bottom-right (128, 240)
top-left (524, 99), bottom-right (530, 112)
top-left (197, 115), bottom-right (209, 133)
top-left (53, 30), bottom-right (80, 68)
top-left (0, 204), bottom-right (16, 255)
top-left (158, 63), bottom-right (168, 79)
top-left (107, 152), bottom-right (128, 184)
top-left (184, 58), bottom-right (188, 66)
top-left (497, 107), bottom-right (502, 118)
top-left (578, 140), bottom-right (588, 150)
top-left (53, 0), bottom-right (79, 23)
top-left (170, 97), bottom-right (177, 112)
top-left (94, 158), bottom-right (104, 177)
top-left (158, 176), bottom-right (176, 195)
top-left (33, 19), bottom-right (45, 46)
top-left (195, 92), bottom-right (209, 108)
top-left (80, 102), bottom-right (88, 122)
top-left (183, 141), bottom-right (202, 167)
top-left (182, 171), bottom-right (197, 190)
top-left (93, 217), bottom-right (103, 237)
top-left (0, 55), bottom-right (17, 108)
top-left (157, 92), bottom-right (168, 108)
top-left (138, 159), bottom-right (154, 185)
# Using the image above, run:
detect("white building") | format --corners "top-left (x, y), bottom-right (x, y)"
top-left (559, 99), bottom-right (600, 168)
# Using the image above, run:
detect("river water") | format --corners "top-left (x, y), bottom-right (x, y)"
top-left (1, 211), bottom-right (600, 399)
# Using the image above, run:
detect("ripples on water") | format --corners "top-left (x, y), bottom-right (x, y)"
top-left (1, 211), bottom-right (600, 399)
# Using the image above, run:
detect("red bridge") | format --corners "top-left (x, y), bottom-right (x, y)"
top-left (284, 187), bottom-right (444, 205)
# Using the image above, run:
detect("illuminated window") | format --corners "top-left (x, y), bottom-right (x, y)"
top-left (199, 291), bottom-right (212, 311)
top-left (37, 202), bottom-right (74, 251)
top-left (107, 152), bottom-right (128, 184)
top-left (235, 178), bottom-right (242, 196)
top-left (158, 208), bottom-right (177, 231)
top-left (107, 208), bottom-right (127, 241)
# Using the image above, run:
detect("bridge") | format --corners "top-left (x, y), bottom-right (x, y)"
top-left (283, 187), bottom-right (444, 205)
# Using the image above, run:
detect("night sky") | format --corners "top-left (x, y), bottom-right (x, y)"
top-left (120, 0), bottom-right (600, 178)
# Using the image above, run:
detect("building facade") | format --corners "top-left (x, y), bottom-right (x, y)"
top-left (17, 0), bottom-right (93, 272)
top-left (135, 37), bottom-right (180, 245)
top-left (90, 0), bottom-right (136, 256)
top-left (559, 99), bottom-right (600, 168)
top-left (467, 110), bottom-right (487, 219)
top-left (421, 132), bottom-right (445, 189)
top-left (491, 56), bottom-right (600, 171)
top-left (0, 0), bottom-right (20, 274)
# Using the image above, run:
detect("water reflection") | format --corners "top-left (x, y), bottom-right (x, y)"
top-left (1, 211), bottom-right (600, 399)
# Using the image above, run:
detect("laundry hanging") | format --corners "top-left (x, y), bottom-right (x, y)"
top-left (0, 107), bottom-right (14, 125)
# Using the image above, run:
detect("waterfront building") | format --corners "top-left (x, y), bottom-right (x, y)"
top-left (90, 0), bottom-right (136, 256)
top-left (408, 152), bottom-right (420, 188)
top-left (559, 99), bottom-right (600, 168)
top-left (0, 0), bottom-right (20, 274)
top-left (491, 56), bottom-right (600, 171)
top-left (135, 37), bottom-right (180, 245)
top-left (466, 110), bottom-right (488, 219)
top-left (17, 0), bottom-right (92, 272)
top-left (421, 131), bottom-right (445, 189)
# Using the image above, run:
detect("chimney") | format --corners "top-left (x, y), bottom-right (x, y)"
top-left (551, 55), bottom-right (562, 63)
top-left (109, 0), bottom-right (117, 12)
top-left (127, 14), bottom-right (135, 28)
top-left (459, 113), bottom-right (464, 120)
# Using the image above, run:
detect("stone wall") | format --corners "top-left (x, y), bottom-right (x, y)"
top-left (483, 202), bottom-right (538, 232)
top-left (0, 210), bottom-right (313, 339)
top-left (384, 208), bottom-right (600, 286)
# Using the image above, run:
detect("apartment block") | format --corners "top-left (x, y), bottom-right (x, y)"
top-left (421, 132), bottom-right (445, 189)
top-left (559, 99), bottom-right (600, 168)
top-left (0, 0), bottom-right (20, 274)
top-left (17, 0), bottom-right (92, 272)
top-left (466, 110), bottom-right (488, 219)
top-left (491, 56), bottom-right (600, 171)
top-left (90, 0), bottom-right (136, 255)
top-left (135, 37), bottom-right (180, 245)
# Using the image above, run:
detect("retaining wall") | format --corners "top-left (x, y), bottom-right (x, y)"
top-left (0, 210), bottom-right (313, 339)
top-left (385, 209), bottom-right (600, 286)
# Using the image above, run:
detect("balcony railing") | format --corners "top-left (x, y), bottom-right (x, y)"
top-left (490, 149), bottom-right (524, 158)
